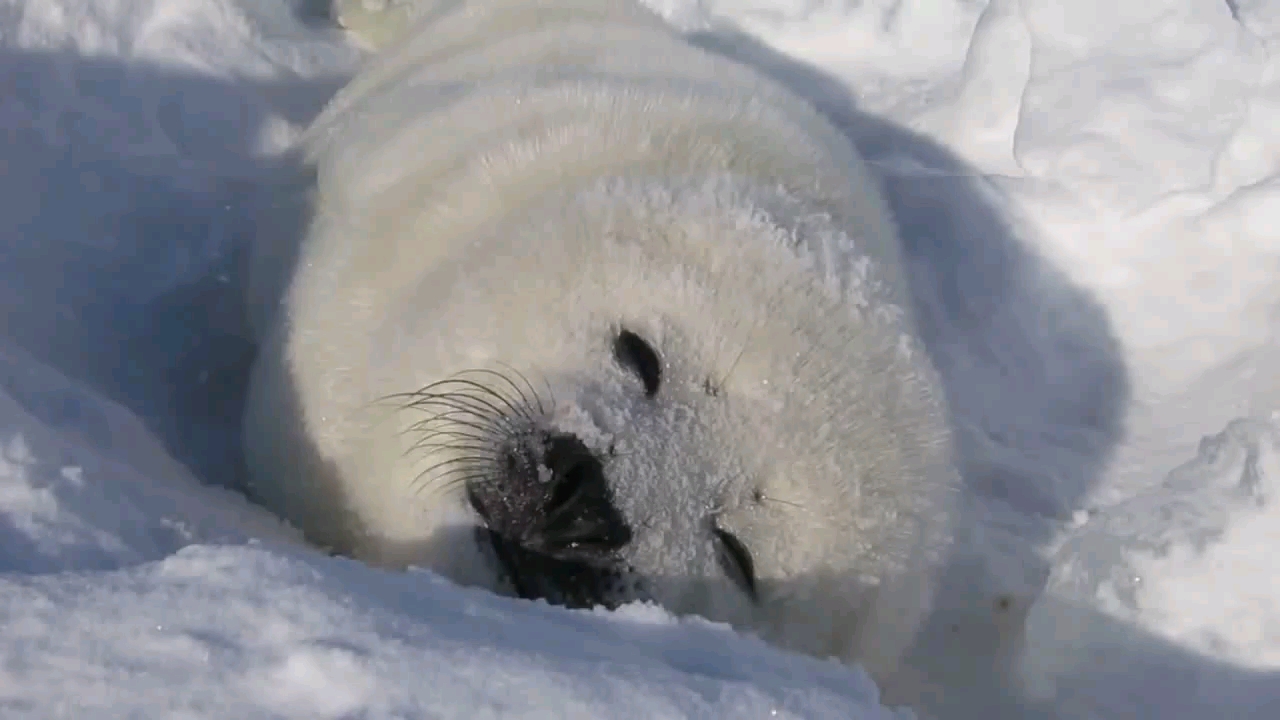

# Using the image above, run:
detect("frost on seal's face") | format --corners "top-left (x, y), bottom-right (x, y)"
top-left (384, 324), bottom-right (766, 613)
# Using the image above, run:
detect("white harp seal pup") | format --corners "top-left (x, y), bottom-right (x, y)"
top-left (242, 0), bottom-right (960, 682)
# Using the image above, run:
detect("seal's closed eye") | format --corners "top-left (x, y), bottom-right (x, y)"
top-left (713, 525), bottom-right (758, 602)
top-left (614, 328), bottom-right (662, 397)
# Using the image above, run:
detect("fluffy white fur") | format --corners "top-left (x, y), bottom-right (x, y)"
top-left (243, 0), bottom-right (960, 683)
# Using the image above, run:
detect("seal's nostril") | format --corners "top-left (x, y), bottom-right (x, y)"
top-left (535, 433), bottom-right (632, 557)
top-left (546, 459), bottom-right (589, 517)
top-left (542, 434), bottom-right (603, 514)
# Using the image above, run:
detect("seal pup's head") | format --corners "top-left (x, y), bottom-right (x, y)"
top-left (392, 368), bottom-right (642, 610)
top-left (368, 175), bottom-right (957, 673)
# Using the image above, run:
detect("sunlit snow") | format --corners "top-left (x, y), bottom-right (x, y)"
top-left (1, 0), bottom-right (1277, 718)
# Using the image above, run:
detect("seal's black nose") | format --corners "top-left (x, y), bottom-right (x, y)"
top-left (531, 434), bottom-right (632, 557)
top-left (469, 432), bottom-right (635, 610)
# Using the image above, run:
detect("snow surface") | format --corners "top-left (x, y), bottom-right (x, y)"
top-left (0, 0), bottom-right (1278, 718)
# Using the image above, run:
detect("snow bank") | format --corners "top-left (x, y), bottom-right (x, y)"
top-left (1015, 417), bottom-right (1280, 718)
top-left (0, 338), bottom-right (301, 575)
top-left (0, 542), bottom-right (902, 719)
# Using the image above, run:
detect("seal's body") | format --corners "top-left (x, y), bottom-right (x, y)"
top-left (243, 0), bottom-right (959, 681)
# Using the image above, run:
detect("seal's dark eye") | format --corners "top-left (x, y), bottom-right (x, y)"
top-left (712, 526), bottom-right (758, 602)
top-left (613, 329), bottom-right (661, 397)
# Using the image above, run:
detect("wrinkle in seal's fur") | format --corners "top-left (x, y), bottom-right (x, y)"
top-left (243, 0), bottom-right (961, 685)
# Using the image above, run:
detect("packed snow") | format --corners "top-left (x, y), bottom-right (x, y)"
top-left (0, 0), bottom-right (1277, 718)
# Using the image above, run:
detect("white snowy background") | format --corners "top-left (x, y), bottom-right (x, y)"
top-left (0, 0), bottom-right (1277, 717)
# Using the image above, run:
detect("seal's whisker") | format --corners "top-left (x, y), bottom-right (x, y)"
top-left (406, 438), bottom-right (503, 458)
top-left (430, 470), bottom-right (507, 505)
top-left (410, 455), bottom-right (496, 494)
top-left (367, 390), bottom-right (443, 413)
top-left (406, 437), bottom-right (504, 459)
top-left (453, 367), bottom-right (538, 419)
top-left (495, 361), bottom-right (553, 417)
top-left (406, 413), bottom-right (506, 441)
top-left (399, 398), bottom-right (496, 426)
top-left (762, 495), bottom-right (806, 510)
top-left (406, 391), bottom-right (525, 428)
top-left (442, 363), bottom-right (532, 415)
top-left (417, 377), bottom-right (530, 423)
top-left (430, 462), bottom-right (496, 479)
top-left (405, 428), bottom-right (497, 449)
top-left (378, 381), bottom-right (494, 415)
top-left (436, 471), bottom-right (499, 497)
top-left (407, 439), bottom-right (500, 458)
top-left (436, 373), bottom-right (535, 422)
top-left (502, 362), bottom-right (547, 416)
top-left (402, 405), bottom-right (492, 428)
top-left (414, 469), bottom-right (493, 502)
top-left (402, 392), bottom-right (506, 421)
top-left (403, 400), bottom-right (517, 432)
top-left (408, 424), bottom-right (496, 440)
top-left (388, 363), bottom-right (552, 506)
top-left (418, 465), bottom-right (492, 491)
top-left (717, 335), bottom-right (751, 392)
top-left (412, 454), bottom-right (495, 478)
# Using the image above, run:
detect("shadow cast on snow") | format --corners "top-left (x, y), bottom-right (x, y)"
top-left (1, 15), bottom-right (1270, 720)
top-left (0, 39), bottom-right (350, 487)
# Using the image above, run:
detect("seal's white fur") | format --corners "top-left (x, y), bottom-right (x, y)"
top-left (244, 0), bottom-right (960, 681)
